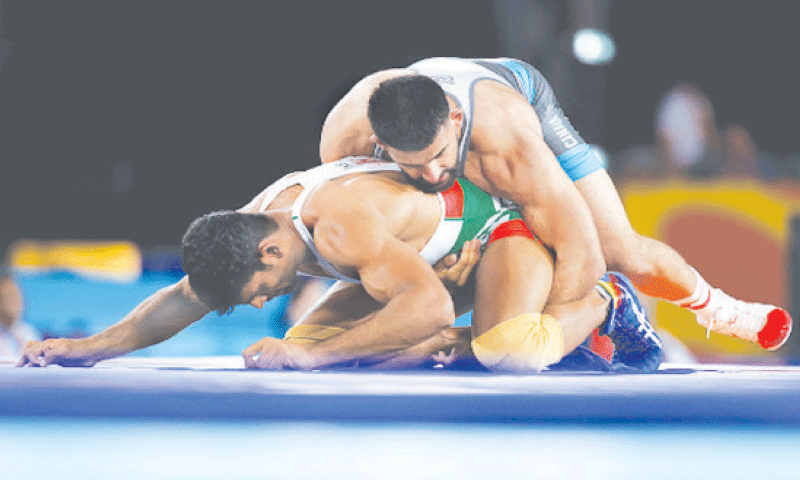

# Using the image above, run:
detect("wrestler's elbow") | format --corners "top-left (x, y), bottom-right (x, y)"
top-left (412, 287), bottom-right (456, 333)
top-left (556, 240), bottom-right (604, 285)
top-left (581, 243), bottom-right (606, 285)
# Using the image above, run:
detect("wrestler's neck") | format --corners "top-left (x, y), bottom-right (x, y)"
top-left (450, 99), bottom-right (498, 194)
top-left (259, 187), bottom-right (326, 274)
top-left (261, 208), bottom-right (318, 271)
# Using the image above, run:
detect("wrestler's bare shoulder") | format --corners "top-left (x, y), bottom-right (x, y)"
top-left (311, 171), bottom-right (426, 212)
top-left (468, 79), bottom-right (543, 158)
top-left (304, 171), bottom-right (439, 245)
top-left (237, 172), bottom-right (303, 214)
top-left (320, 68), bottom-right (415, 161)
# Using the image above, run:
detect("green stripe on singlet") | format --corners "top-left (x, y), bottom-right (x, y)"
top-left (448, 179), bottom-right (521, 255)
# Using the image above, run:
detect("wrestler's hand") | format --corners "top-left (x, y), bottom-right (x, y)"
top-left (16, 339), bottom-right (99, 368)
top-left (433, 239), bottom-right (481, 291)
top-left (431, 327), bottom-right (474, 366)
top-left (371, 326), bottom-right (474, 369)
top-left (242, 337), bottom-right (317, 370)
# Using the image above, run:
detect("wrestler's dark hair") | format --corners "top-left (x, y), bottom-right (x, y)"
top-left (368, 75), bottom-right (449, 152)
top-left (181, 211), bottom-right (278, 314)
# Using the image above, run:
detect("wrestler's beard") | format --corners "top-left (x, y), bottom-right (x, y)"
top-left (402, 168), bottom-right (458, 194)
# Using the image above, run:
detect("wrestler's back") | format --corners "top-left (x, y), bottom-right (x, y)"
top-left (305, 171), bottom-right (442, 255)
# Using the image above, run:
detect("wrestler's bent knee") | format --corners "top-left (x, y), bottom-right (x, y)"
top-left (471, 313), bottom-right (564, 373)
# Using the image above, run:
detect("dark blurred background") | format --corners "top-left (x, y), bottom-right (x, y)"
top-left (2, 0), bottom-right (799, 250)
top-left (3, 0), bottom-right (800, 361)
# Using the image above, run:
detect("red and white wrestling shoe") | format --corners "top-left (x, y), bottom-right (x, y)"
top-left (693, 288), bottom-right (792, 351)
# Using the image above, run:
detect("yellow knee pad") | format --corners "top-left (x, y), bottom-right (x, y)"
top-left (283, 324), bottom-right (346, 344)
top-left (471, 313), bottom-right (564, 373)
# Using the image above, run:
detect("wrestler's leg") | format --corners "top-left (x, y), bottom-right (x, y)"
top-left (470, 234), bottom-right (560, 371)
top-left (543, 293), bottom-right (609, 355)
top-left (575, 169), bottom-right (791, 350)
top-left (522, 55), bottom-right (696, 303)
top-left (472, 233), bottom-right (608, 356)
top-left (574, 169), bottom-right (696, 301)
top-left (471, 235), bottom-right (552, 336)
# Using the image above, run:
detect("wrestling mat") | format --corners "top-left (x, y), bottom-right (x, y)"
top-left (2, 358), bottom-right (799, 479)
top-left (3, 356), bottom-right (800, 423)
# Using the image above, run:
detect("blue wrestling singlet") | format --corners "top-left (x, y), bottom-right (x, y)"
top-left (409, 57), bottom-right (604, 182)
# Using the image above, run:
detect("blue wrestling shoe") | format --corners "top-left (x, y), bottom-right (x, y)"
top-left (598, 272), bottom-right (664, 372)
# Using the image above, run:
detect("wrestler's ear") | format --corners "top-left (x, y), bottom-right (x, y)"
top-left (257, 239), bottom-right (283, 260)
top-left (369, 134), bottom-right (385, 149)
top-left (450, 109), bottom-right (464, 130)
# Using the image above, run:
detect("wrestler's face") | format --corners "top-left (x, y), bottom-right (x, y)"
top-left (380, 113), bottom-right (462, 194)
top-left (239, 248), bottom-right (301, 309)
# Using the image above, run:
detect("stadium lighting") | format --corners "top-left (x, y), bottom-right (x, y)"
top-left (572, 28), bottom-right (616, 65)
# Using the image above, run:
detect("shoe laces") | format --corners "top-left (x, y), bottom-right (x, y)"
top-left (703, 289), bottom-right (769, 341)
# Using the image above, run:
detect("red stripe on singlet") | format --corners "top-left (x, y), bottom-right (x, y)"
top-left (440, 180), bottom-right (464, 219)
top-left (488, 218), bottom-right (541, 245)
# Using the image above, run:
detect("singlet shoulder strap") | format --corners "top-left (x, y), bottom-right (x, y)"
top-left (408, 58), bottom-right (515, 178)
top-left (289, 157), bottom-right (401, 283)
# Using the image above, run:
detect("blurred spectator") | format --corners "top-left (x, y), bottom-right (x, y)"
top-left (615, 83), bottom-right (723, 180)
top-left (654, 83), bottom-right (724, 179)
top-left (0, 266), bottom-right (39, 360)
top-left (614, 82), bottom-right (779, 183)
top-left (614, 83), bottom-right (778, 180)
top-left (721, 123), bottom-right (778, 180)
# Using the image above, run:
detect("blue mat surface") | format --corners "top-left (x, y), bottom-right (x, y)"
top-left (4, 358), bottom-right (799, 479)
top-left (2, 419), bottom-right (798, 480)
top-left (4, 357), bottom-right (800, 424)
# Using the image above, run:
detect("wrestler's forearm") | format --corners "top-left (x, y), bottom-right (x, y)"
top-left (305, 290), bottom-right (455, 367)
top-left (549, 251), bottom-right (604, 304)
top-left (79, 279), bottom-right (210, 361)
top-left (369, 326), bottom-right (474, 368)
top-left (521, 206), bottom-right (604, 305)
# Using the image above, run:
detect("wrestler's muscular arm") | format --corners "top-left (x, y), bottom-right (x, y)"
top-left (284, 189), bottom-right (455, 368)
top-left (17, 277), bottom-right (210, 367)
top-left (471, 89), bottom-right (605, 304)
top-left (277, 282), bottom-right (472, 369)
top-left (319, 70), bottom-right (407, 163)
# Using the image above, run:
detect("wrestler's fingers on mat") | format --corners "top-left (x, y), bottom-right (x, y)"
top-left (15, 345), bottom-right (33, 366)
top-left (243, 340), bottom-right (282, 370)
top-left (25, 344), bottom-right (47, 367)
top-left (15, 341), bottom-right (37, 366)
top-left (241, 347), bottom-right (260, 369)
top-left (431, 347), bottom-right (457, 365)
top-left (15, 352), bottom-right (30, 367)
top-left (242, 351), bottom-right (263, 369)
top-left (39, 353), bottom-right (52, 367)
top-left (40, 345), bottom-right (60, 367)
top-left (242, 338), bottom-right (269, 359)
top-left (241, 343), bottom-right (259, 359)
